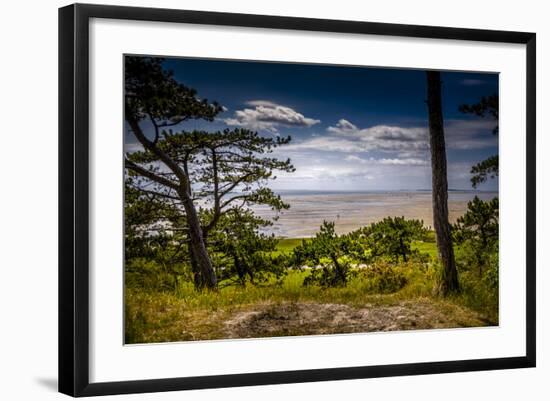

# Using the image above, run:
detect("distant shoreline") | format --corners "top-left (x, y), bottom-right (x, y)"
top-left (253, 190), bottom-right (498, 238)
top-left (272, 188), bottom-right (498, 195)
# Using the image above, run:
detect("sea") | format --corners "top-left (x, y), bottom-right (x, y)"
top-left (251, 190), bottom-right (498, 238)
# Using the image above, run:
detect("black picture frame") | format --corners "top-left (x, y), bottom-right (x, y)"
top-left (59, 3), bottom-right (536, 397)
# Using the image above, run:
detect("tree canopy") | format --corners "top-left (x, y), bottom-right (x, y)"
top-left (459, 93), bottom-right (499, 188)
top-left (124, 56), bottom-right (294, 289)
top-left (354, 217), bottom-right (428, 263)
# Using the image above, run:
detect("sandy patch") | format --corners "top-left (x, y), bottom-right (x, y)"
top-left (223, 300), bottom-right (489, 338)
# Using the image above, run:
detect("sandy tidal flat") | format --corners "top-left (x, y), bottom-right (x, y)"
top-left (252, 191), bottom-right (498, 237)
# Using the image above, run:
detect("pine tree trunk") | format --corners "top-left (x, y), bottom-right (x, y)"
top-left (187, 241), bottom-right (204, 290)
top-left (330, 255), bottom-right (347, 286)
top-left (426, 71), bottom-right (460, 295)
top-left (180, 193), bottom-right (217, 290)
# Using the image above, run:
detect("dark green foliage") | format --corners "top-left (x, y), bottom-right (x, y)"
top-left (353, 217), bottom-right (428, 262)
top-left (453, 197), bottom-right (499, 324)
top-left (292, 218), bottom-right (428, 287)
top-left (126, 125), bottom-right (295, 288)
top-left (470, 156), bottom-right (499, 188)
top-left (126, 126), bottom-right (295, 237)
top-left (459, 93), bottom-right (499, 188)
top-left (453, 196), bottom-right (499, 246)
top-left (458, 93), bottom-right (499, 134)
top-left (124, 180), bottom-right (184, 261)
top-left (456, 247), bottom-right (499, 324)
top-left (453, 196), bottom-right (499, 277)
top-left (209, 209), bottom-right (287, 286)
top-left (294, 221), bottom-right (364, 287)
top-left (124, 56), bottom-right (295, 290)
top-left (125, 56), bottom-right (222, 125)
top-left (124, 179), bottom-right (192, 290)
top-left (452, 196), bottom-right (499, 322)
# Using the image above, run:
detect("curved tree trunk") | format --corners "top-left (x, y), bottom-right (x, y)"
top-left (125, 112), bottom-right (218, 291)
top-left (181, 194), bottom-right (217, 290)
top-left (426, 71), bottom-right (460, 295)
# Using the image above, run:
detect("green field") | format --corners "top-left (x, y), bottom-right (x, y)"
top-left (274, 236), bottom-right (439, 259)
top-left (270, 238), bottom-right (307, 256)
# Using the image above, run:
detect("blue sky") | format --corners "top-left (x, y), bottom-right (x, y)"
top-left (125, 56), bottom-right (499, 191)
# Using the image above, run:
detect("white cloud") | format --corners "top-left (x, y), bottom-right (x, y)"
top-left (325, 120), bottom-right (428, 153)
top-left (286, 118), bottom-right (496, 155)
top-left (224, 100), bottom-right (320, 132)
top-left (345, 154), bottom-right (427, 166)
top-left (344, 155), bottom-right (367, 164)
top-left (286, 136), bottom-right (365, 153)
top-left (378, 158), bottom-right (428, 166)
top-left (246, 100), bottom-right (280, 108)
top-left (285, 122), bottom-right (427, 156)
top-left (276, 164), bottom-right (374, 181)
top-left (328, 119), bottom-right (358, 133)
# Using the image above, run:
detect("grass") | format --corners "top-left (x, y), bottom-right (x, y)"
top-left (411, 240), bottom-right (438, 258)
top-left (125, 233), bottom-right (497, 344)
top-left (275, 237), bottom-right (440, 259)
top-left (270, 237), bottom-right (307, 256)
top-left (125, 255), bottom-right (496, 344)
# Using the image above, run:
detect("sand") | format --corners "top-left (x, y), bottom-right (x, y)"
top-left (252, 191), bottom-right (497, 237)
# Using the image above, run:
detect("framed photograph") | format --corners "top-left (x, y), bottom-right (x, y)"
top-left (59, 3), bottom-right (536, 397)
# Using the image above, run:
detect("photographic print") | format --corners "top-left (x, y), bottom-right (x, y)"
top-left (124, 55), bottom-right (499, 344)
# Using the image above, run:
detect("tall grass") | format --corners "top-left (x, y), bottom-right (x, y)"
top-left (125, 235), bottom-right (498, 343)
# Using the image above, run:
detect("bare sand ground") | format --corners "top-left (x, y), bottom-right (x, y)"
top-left (223, 300), bottom-right (490, 339)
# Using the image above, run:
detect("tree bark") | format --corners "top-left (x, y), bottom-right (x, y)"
top-left (330, 254), bottom-right (347, 286)
top-left (426, 71), bottom-right (460, 295)
top-left (187, 240), bottom-right (204, 289)
top-left (233, 253), bottom-right (247, 286)
top-left (399, 237), bottom-right (408, 262)
top-left (126, 113), bottom-right (217, 290)
top-left (180, 191), bottom-right (217, 290)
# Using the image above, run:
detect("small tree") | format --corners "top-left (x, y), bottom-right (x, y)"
top-left (293, 221), bottom-right (363, 287)
top-left (453, 196), bottom-right (499, 276)
top-left (210, 209), bottom-right (286, 286)
top-left (355, 217), bottom-right (428, 262)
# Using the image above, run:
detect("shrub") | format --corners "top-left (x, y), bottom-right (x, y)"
top-left (361, 262), bottom-right (408, 294)
top-left (125, 258), bottom-right (189, 291)
top-left (352, 216), bottom-right (428, 263)
top-left (293, 221), bottom-right (364, 287)
top-left (453, 196), bottom-right (499, 277)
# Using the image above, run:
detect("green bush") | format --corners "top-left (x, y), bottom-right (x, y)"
top-left (361, 262), bottom-right (408, 294)
top-left (352, 216), bottom-right (428, 263)
top-left (453, 241), bottom-right (499, 324)
top-left (294, 221), bottom-right (364, 287)
top-left (125, 258), bottom-right (189, 291)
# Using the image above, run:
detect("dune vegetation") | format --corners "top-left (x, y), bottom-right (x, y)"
top-left (123, 56), bottom-right (499, 344)
top-left (126, 213), bottom-right (498, 344)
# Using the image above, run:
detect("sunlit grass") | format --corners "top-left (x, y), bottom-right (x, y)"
top-left (269, 237), bottom-right (306, 256)
top-left (125, 234), bottom-right (497, 344)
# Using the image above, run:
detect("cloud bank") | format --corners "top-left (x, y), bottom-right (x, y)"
top-left (285, 118), bottom-right (496, 156)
